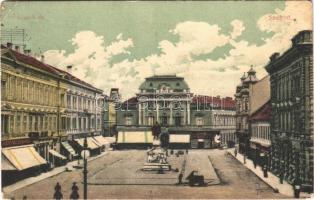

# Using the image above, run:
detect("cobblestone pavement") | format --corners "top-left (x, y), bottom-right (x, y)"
top-left (4, 149), bottom-right (287, 199)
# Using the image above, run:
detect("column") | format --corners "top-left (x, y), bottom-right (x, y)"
top-left (183, 102), bottom-right (186, 125)
top-left (170, 101), bottom-right (173, 125)
top-left (156, 101), bottom-right (159, 123)
top-left (138, 103), bottom-right (142, 125)
top-left (187, 101), bottom-right (191, 125)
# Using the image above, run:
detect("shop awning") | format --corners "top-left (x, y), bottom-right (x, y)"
top-left (2, 145), bottom-right (47, 171)
top-left (2, 154), bottom-right (17, 171)
top-left (93, 136), bottom-right (110, 146)
top-left (117, 131), bottom-right (153, 144)
top-left (104, 137), bottom-right (116, 144)
top-left (169, 134), bottom-right (190, 143)
top-left (75, 137), bottom-right (101, 150)
top-left (49, 149), bottom-right (67, 160)
top-left (61, 141), bottom-right (77, 156)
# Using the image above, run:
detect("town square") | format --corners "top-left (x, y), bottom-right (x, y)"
top-left (0, 1), bottom-right (313, 199)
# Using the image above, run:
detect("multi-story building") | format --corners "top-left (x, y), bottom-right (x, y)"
top-left (249, 101), bottom-right (271, 167)
top-left (234, 67), bottom-right (258, 154)
top-left (1, 43), bottom-right (105, 181)
top-left (116, 75), bottom-right (236, 148)
top-left (103, 88), bottom-right (120, 136)
top-left (63, 65), bottom-right (104, 140)
top-left (265, 30), bottom-right (313, 190)
top-left (1, 44), bottom-right (67, 163)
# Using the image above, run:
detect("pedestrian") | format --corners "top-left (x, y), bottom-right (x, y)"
top-left (53, 182), bottom-right (63, 200)
top-left (186, 149), bottom-right (188, 154)
top-left (263, 165), bottom-right (268, 178)
top-left (253, 159), bottom-right (257, 168)
top-left (293, 178), bottom-right (301, 198)
top-left (234, 148), bottom-right (237, 157)
top-left (178, 173), bottom-right (183, 184)
top-left (70, 182), bottom-right (79, 200)
top-left (279, 171), bottom-right (284, 184)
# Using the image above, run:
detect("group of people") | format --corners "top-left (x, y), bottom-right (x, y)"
top-left (53, 182), bottom-right (79, 200)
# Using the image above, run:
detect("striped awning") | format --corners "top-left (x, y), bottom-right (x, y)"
top-left (2, 145), bottom-right (47, 171)
top-left (2, 154), bottom-right (17, 171)
top-left (61, 141), bottom-right (77, 156)
top-left (49, 149), bottom-right (67, 160)
top-left (93, 136), bottom-right (109, 146)
top-left (117, 131), bottom-right (153, 144)
top-left (75, 137), bottom-right (101, 150)
top-left (169, 134), bottom-right (190, 143)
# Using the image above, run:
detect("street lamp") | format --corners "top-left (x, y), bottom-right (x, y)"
top-left (81, 137), bottom-right (90, 200)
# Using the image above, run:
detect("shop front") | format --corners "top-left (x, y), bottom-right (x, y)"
top-left (116, 131), bottom-right (153, 149)
top-left (2, 144), bottom-right (48, 186)
top-left (190, 132), bottom-right (218, 149)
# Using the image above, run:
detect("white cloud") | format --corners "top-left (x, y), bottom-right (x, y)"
top-left (230, 19), bottom-right (245, 39)
top-left (43, 1), bottom-right (311, 99)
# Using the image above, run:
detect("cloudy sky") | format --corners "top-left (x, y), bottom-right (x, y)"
top-left (1, 1), bottom-right (312, 99)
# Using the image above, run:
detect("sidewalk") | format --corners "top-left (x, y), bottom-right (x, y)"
top-left (2, 151), bottom-right (109, 194)
top-left (226, 148), bottom-right (313, 198)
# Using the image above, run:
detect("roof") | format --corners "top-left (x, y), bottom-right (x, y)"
top-left (1, 44), bottom-right (102, 92)
top-left (192, 95), bottom-right (236, 109)
top-left (139, 74), bottom-right (189, 91)
top-left (122, 97), bottom-right (138, 105)
top-left (250, 101), bottom-right (271, 122)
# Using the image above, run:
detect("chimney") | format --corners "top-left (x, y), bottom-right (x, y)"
top-left (270, 53), bottom-right (280, 62)
top-left (14, 45), bottom-right (20, 52)
top-left (7, 42), bottom-right (12, 49)
top-left (23, 49), bottom-right (31, 56)
top-left (40, 55), bottom-right (45, 62)
top-left (67, 65), bottom-right (72, 74)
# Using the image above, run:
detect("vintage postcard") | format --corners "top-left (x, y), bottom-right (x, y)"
top-left (0, 1), bottom-right (313, 199)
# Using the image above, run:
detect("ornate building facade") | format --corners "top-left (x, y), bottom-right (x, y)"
top-left (234, 67), bottom-right (258, 154)
top-left (265, 30), bottom-right (313, 189)
top-left (116, 75), bottom-right (236, 148)
top-left (1, 43), bottom-right (104, 171)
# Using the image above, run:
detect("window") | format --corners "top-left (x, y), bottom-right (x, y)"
top-left (196, 117), bottom-right (204, 126)
top-left (16, 115), bottom-right (21, 132)
top-left (60, 94), bottom-right (65, 107)
top-left (174, 116), bottom-right (181, 126)
top-left (29, 116), bottom-right (33, 131)
top-left (1, 115), bottom-right (9, 135)
top-left (9, 115), bottom-right (14, 133)
top-left (125, 117), bottom-right (132, 126)
top-left (72, 117), bottom-right (77, 129)
top-left (34, 116), bottom-right (38, 131)
top-left (79, 117), bottom-right (82, 130)
top-left (23, 115), bottom-right (28, 131)
top-left (147, 116), bottom-right (154, 126)
top-left (161, 116), bottom-right (168, 126)
top-left (67, 117), bottom-right (71, 129)
top-left (61, 117), bottom-right (66, 130)
top-left (1, 80), bottom-right (6, 99)
top-left (67, 94), bottom-right (71, 108)
top-left (73, 96), bottom-right (77, 110)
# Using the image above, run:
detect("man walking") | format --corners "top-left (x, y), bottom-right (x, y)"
top-left (53, 182), bottom-right (63, 200)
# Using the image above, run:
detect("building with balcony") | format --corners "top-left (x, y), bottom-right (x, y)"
top-left (1, 43), bottom-right (105, 183)
top-left (265, 30), bottom-right (313, 191)
top-left (116, 75), bottom-right (236, 148)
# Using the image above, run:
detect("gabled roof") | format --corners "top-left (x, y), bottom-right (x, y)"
top-left (1, 44), bottom-right (102, 92)
top-left (250, 101), bottom-right (271, 122)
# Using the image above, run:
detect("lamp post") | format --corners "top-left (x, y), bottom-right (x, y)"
top-left (81, 137), bottom-right (90, 200)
